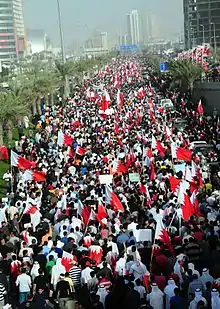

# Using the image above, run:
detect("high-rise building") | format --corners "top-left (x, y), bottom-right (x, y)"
top-left (0, 0), bottom-right (26, 64)
top-left (183, 0), bottom-right (220, 49)
top-left (101, 32), bottom-right (108, 50)
top-left (140, 12), bottom-right (161, 44)
top-left (127, 10), bottom-right (141, 45)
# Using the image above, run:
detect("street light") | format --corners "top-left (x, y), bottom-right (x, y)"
top-left (57, 0), bottom-right (65, 63)
top-left (200, 24), bottom-right (205, 44)
top-left (210, 22), bottom-right (217, 55)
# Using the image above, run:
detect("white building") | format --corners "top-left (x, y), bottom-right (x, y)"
top-left (127, 10), bottom-right (140, 45)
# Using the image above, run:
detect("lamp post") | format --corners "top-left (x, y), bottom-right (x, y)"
top-left (200, 24), bottom-right (205, 44)
top-left (57, 0), bottom-right (65, 63)
top-left (191, 28), bottom-right (195, 48)
top-left (211, 22), bottom-right (217, 55)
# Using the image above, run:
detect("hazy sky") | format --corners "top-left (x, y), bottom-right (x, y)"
top-left (23, 0), bottom-right (183, 46)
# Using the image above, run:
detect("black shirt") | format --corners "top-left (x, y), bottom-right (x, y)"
top-left (56, 280), bottom-right (70, 298)
top-left (34, 275), bottom-right (47, 290)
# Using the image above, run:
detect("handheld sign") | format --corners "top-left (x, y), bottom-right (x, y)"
top-left (129, 173), bottom-right (140, 183)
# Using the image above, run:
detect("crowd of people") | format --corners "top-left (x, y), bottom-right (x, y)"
top-left (0, 55), bottom-right (220, 309)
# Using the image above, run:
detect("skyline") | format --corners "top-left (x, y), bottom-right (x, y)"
top-left (23, 0), bottom-right (183, 46)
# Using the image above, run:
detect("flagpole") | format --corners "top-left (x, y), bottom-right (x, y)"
top-left (10, 166), bottom-right (14, 194)
top-left (167, 211), bottom-right (177, 230)
top-left (179, 215), bottom-right (182, 237)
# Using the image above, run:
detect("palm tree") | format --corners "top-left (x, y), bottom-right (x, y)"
top-left (55, 60), bottom-right (75, 98)
top-left (169, 60), bottom-right (204, 93)
top-left (17, 65), bottom-right (59, 115)
top-left (0, 91), bottom-right (29, 145)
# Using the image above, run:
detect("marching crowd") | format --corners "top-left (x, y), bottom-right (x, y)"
top-left (0, 55), bottom-right (220, 309)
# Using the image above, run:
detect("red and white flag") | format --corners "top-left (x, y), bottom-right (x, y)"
top-left (96, 202), bottom-right (107, 226)
top-left (197, 100), bottom-right (204, 115)
top-left (171, 143), bottom-right (192, 161)
top-left (190, 191), bottom-right (202, 217)
top-left (61, 251), bottom-right (75, 272)
top-left (76, 146), bottom-right (87, 156)
top-left (23, 203), bottom-right (39, 215)
top-left (110, 159), bottom-right (127, 174)
top-left (114, 79), bottom-right (120, 89)
top-left (84, 235), bottom-right (94, 247)
top-left (178, 182), bottom-right (194, 221)
top-left (155, 217), bottom-right (174, 255)
top-left (137, 87), bottom-right (145, 99)
top-left (11, 150), bottom-right (36, 170)
top-left (101, 96), bottom-right (109, 112)
top-left (82, 206), bottom-right (96, 226)
top-left (105, 185), bottom-right (124, 212)
top-left (22, 170), bottom-right (46, 182)
top-left (151, 136), bottom-right (165, 156)
top-left (104, 89), bottom-right (111, 102)
top-left (57, 131), bottom-right (74, 147)
top-left (116, 89), bottom-right (124, 109)
top-left (89, 245), bottom-right (103, 264)
top-left (169, 176), bottom-right (181, 193)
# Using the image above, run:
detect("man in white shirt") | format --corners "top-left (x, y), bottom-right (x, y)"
top-left (81, 262), bottom-right (93, 285)
top-left (127, 219), bottom-right (138, 231)
top-left (16, 268), bottom-right (32, 304)
top-left (3, 171), bottom-right (12, 192)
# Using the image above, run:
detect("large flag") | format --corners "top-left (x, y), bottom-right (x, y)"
top-left (57, 131), bottom-right (74, 147)
top-left (155, 217), bottom-right (174, 255)
top-left (11, 150), bottom-right (36, 170)
top-left (171, 143), bottom-right (192, 161)
top-left (105, 185), bottom-right (124, 212)
top-left (22, 170), bottom-right (46, 182)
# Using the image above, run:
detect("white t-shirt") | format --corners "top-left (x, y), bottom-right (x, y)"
top-left (16, 273), bottom-right (31, 292)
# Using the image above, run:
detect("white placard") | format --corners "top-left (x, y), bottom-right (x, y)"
top-left (134, 229), bottom-right (152, 242)
top-left (99, 174), bottom-right (113, 185)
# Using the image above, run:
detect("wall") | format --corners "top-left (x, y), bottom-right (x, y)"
top-left (193, 81), bottom-right (220, 114)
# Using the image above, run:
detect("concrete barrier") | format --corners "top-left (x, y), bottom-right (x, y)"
top-left (193, 81), bottom-right (220, 114)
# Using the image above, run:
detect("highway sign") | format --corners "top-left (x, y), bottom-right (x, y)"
top-left (120, 44), bottom-right (139, 52)
top-left (160, 62), bottom-right (169, 72)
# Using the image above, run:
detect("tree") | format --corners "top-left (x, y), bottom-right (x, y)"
top-left (55, 60), bottom-right (75, 98)
top-left (17, 64), bottom-right (59, 115)
top-left (0, 91), bottom-right (29, 145)
top-left (169, 60), bottom-right (204, 92)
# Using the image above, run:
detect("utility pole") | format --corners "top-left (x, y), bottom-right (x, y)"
top-left (57, 0), bottom-right (65, 63)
